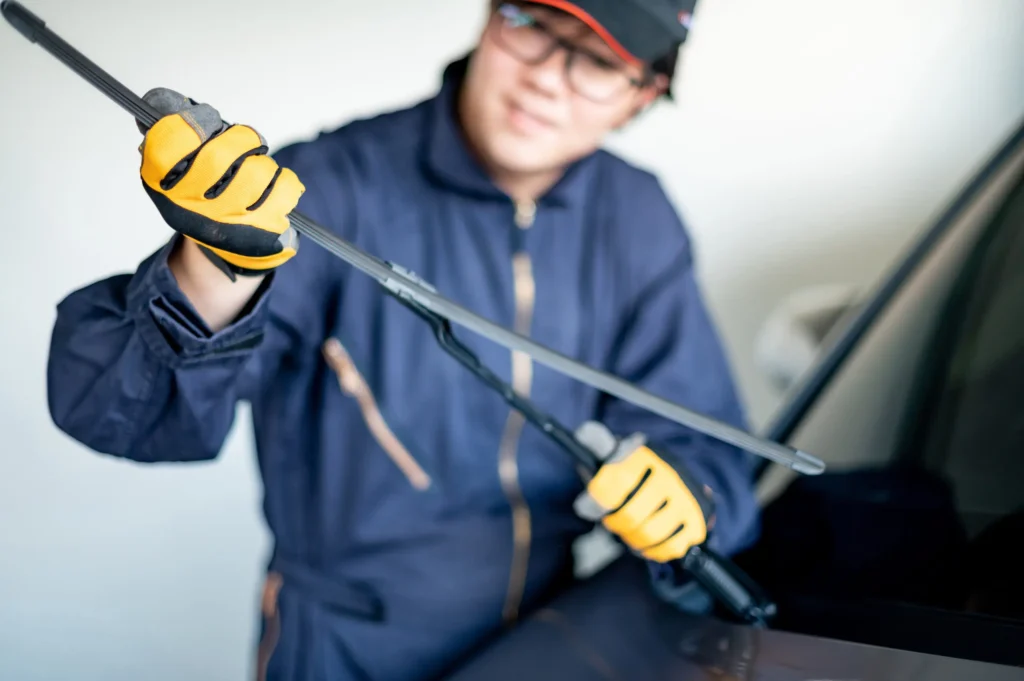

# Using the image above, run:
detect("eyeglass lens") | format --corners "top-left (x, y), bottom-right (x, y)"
top-left (495, 3), bottom-right (638, 102)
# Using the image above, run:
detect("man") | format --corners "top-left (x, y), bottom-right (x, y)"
top-left (46, 1), bottom-right (760, 679)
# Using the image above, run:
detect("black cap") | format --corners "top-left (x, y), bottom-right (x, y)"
top-left (527, 0), bottom-right (696, 64)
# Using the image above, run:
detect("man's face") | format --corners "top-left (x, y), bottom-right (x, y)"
top-left (461, 2), bottom-right (663, 182)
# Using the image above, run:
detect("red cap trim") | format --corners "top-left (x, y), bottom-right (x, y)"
top-left (526, 0), bottom-right (642, 66)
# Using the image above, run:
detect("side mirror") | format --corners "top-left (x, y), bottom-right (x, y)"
top-left (755, 283), bottom-right (862, 394)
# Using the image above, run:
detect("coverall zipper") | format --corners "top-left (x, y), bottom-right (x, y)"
top-left (499, 198), bottom-right (537, 624)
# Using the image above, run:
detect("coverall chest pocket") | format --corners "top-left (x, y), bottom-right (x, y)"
top-left (322, 337), bottom-right (432, 491)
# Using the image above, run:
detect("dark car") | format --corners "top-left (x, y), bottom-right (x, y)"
top-left (443, 115), bottom-right (1024, 680)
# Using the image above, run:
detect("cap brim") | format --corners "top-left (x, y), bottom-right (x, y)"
top-left (525, 0), bottom-right (688, 64)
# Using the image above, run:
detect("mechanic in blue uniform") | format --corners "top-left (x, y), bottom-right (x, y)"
top-left (46, 0), bottom-right (760, 679)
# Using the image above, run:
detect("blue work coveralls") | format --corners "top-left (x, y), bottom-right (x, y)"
top-left (46, 56), bottom-right (760, 681)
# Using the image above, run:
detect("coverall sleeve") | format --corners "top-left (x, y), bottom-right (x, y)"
top-left (596, 183), bottom-right (761, 560)
top-left (46, 141), bottom-right (342, 463)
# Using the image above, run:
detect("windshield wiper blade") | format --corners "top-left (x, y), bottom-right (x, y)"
top-left (1, 0), bottom-right (825, 476)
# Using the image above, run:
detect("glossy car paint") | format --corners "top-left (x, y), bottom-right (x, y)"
top-left (445, 556), bottom-right (1024, 680)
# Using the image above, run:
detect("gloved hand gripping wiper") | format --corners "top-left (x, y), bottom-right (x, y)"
top-left (386, 264), bottom-right (777, 627)
top-left (0, 0), bottom-right (825, 479)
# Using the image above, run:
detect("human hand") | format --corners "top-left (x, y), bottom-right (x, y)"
top-left (573, 421), bottom-right (715, 562)
top-left (138, 87), bottom-right (304, 275)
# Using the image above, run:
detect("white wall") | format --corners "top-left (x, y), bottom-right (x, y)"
top-left (0, 0), bottom-right (1021, 679)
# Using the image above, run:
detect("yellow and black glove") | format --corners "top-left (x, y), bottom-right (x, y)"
top-left (573, 421), bottom-right (715, 562)
top-left (138, 87), bottom-right (304, 277)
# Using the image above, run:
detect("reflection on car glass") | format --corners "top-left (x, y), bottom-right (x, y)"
top-left (926, 187), bottom-right (1024, 532)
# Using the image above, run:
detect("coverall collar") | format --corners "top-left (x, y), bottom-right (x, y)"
top-left (421, 54), bottom-right (597, 208)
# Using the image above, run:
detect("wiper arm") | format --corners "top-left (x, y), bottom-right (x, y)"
top-left (385, 263), bottom-right (777, 627)
top-left (0, 0), bottom-right (825, 480)
top-left (384, 263), bottom-right (600, 471)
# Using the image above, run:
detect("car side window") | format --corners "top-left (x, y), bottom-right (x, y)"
top-left (915, 193), bottom-right (1024, 522)
top-left (904, 175), bottom-right (1024, 619)
top-left (742, 170), bottom-right (1024, 626)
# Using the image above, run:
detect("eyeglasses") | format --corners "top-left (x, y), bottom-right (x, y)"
top-left (491, 3), bottom-right (649, 104)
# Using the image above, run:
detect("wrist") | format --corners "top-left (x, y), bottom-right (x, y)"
top-left (168, 236), bottom-right (268, 332)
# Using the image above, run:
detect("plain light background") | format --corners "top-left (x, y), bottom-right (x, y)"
top-left (1, 0), bottom-right (1022, 678)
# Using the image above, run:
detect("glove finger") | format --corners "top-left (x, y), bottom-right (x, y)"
top-left (203, 152), bottom-right (279, 217)
top-left (168, 124), bottom-right (266, 199)
top-left (140, 113), bottom-right (211, 190)
top-left (574, 421), bottom-right (619, 460)
top-left (244, 167), bottom-right (305, 234)
top-left (585, 454), bottom-right (651, 512)
top-left (600, 480), bottom-right (666, 536)
top-left (573, 489), bottom-right (606, 522)
top-left (619, 497), bottom-right (687, 550)
top-left (138, 88), bottom-right (225, 185)
top-left (139, 87), bottom-right (224, 137)
top-left (641, 523), bottom-right (706, 563)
